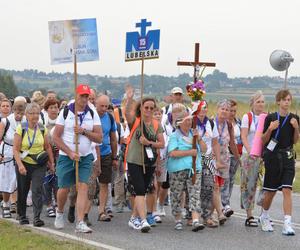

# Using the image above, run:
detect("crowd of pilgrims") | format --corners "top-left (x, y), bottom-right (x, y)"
top-left (0, 84), bottom-right (298, 235)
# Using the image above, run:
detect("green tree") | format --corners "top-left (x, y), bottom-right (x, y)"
top-left (0, 73), bottom-right (19, 98)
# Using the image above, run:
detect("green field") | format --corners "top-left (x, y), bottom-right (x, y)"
top-left (0, 220), bottom-right (93, 250)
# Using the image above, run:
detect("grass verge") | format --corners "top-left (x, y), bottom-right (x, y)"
top-left (0, 220), bottom-right (93, 250)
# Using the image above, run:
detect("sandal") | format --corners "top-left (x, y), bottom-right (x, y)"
top-left (33, 218), bottom-right (45, 227)
top-left (174, 221), bottom-right (183, 230)
top-left (2, 207), bottom-right (12, 218)
top-left (19, 216), bottom-right (29, 225)
top-left (47, 207), bottom-right (56, 217)
top-left (245, 216), bottom-right (258, 227)
top-left (97, 212), bottom-right (111, 222)
top-left (204, 218), bottom-right (218, 228)
top-left (218, 215), bottom-right (227, 225)
top-left (10, 203), bottom-right (17, 214)
top-left (106, 210), bottom-right (114, 218)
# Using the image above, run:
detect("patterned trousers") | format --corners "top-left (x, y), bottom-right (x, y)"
top-left (200, 155), bottom-right (215, 219)
top-left (170, 170), bottom-right (202, 216)
top-left (221, 156), bottom-right (240, 207)
top-left (240, 153), bottom-right (261, 210)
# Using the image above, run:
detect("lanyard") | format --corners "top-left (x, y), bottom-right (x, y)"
top-left (69, 103), bottom-right (89, 126)
top-left (275, 112), bottom-right (289, 140)
top-left (196, 117), bottom-right (207, 137)
top-left (26, 122), bottom-right (37, 149)
top-left (78, 111), bottom-right (87, 126)
top-left (216, 117), bottom-right (225, 144)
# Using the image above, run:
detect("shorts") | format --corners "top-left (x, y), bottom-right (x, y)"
top-left (127, 163), bottom-right (155, 196)
top-left (161, 171), bottom-right (170, 189)
top-left (263, 150), bottom-right (295, 192)
top-left (98, 154), bottom-right (112, 184)
top-left (215, 175), bottom-right (224, 187)
top-left (57, 153), bottom-right (94, 188)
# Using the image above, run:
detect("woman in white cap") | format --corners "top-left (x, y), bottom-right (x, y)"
top-left (167, 109), bottom-right (207, 231)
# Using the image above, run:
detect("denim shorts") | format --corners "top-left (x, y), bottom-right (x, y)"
top-left (56, 153), bottom-right (94, 188)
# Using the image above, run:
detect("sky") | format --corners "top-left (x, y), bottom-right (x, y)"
top-left (1, 0), bottom-right (300, 78)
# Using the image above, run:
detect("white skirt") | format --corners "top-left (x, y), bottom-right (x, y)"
top-left (0, 160), bottom-right (17, 193)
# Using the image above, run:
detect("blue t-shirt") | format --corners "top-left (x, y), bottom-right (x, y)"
top-left (99, 112), bottom-right (117, 156)
top-left (167, 129), bottom-right (202, 173)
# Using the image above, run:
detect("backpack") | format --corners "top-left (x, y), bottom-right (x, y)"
top-left (40, 112), bottom-right (45, 125)
top-left (164, 104), bottom-right (170, 114)
top-left (107, 112), bottom-right (121, 144)
top-left (247, 112), bottom-right (252, 130)
top-left (124, 117), bottom-right (159, 170)
top-left (208, 119), bottom-right (214, 130)
top-left (114, 107), bottom-right (124, 123)
top-left (63, 105), bottom-right (94, 120)
top-left (21, 122), bottom-right (45, 140)
top-left (0, 118), bottom-right (11, 141)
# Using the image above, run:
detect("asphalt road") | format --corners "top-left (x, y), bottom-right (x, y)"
top-left (2, 185), bottom-right (300, 250)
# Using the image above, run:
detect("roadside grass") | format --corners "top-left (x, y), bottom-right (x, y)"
top-left (0, 220), bottom-right (93, 250)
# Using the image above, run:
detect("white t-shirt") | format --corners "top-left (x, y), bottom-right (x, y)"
top-left (116, 123), bottom-right (125, 154)
top-left (196, 119), bottom-right (219, 155)
top-left (241, 112), bottom-right (259, 154)
top-left (160, 119), bottom-right (175, 160)
top-left (56, 106), bottom-right (101, 157)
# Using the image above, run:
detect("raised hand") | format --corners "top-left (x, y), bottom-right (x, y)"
top-left (290, 117), bottom-right (299, 129)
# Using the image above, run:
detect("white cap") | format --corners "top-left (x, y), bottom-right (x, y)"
top-left (14, 96), bottom-right (27, 104)
top-left (171, 87), bottom-right (183, 94)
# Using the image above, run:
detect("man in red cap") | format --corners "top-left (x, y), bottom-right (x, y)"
top-left (53, 84), bottom-right (102, 233)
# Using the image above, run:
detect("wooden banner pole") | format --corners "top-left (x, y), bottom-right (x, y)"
top-left (140, 54), bottom-right (146, 174)
top-left (74, 53), bottom-right (79, 192)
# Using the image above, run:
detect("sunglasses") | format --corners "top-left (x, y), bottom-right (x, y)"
top-left (144, 106), bottom-right (154, 111)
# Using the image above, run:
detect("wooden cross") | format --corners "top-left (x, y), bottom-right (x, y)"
top-left (177, 43), bottom-right (216, 83)
top-left (177, 43), bottom-right (216, 185)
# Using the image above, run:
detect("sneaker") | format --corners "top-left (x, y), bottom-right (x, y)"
top-left (140, 219), bottom-right (151, 233)
top-left (223, 206), bottom-right (234, 218)
top-left (128, 216), bottom-right (141, 230)
top-left (153, 214), bottom-right (162, 223)
top-left (84, 214), bottom-right (92, 226)
top-left (258, 216), bottom-right (274, 226)
top-left (75, 221), bottom-right (92, 233)
top-left (192, 221), bottom-right (205, 232)
top-left (146, 214), bottom-right (156, 227)
top-left (282, 221), bottom-right (295, 236)
top-left (54, 211), bottom-right (64, 229)
top-left (260, 216), bottom-right (274, 232)
top-left (67, 206), bottom-right (75, 223)
top-left (174, 221), bottom-right (183, 231)
top-left (157, 205), bottom-right (166, 217)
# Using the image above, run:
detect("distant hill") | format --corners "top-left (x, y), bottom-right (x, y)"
top-left (1, 68), bottom-right (300, 101)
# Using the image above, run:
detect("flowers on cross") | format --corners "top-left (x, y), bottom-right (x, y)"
top-left (186, 80), bottom-right (206, 101)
